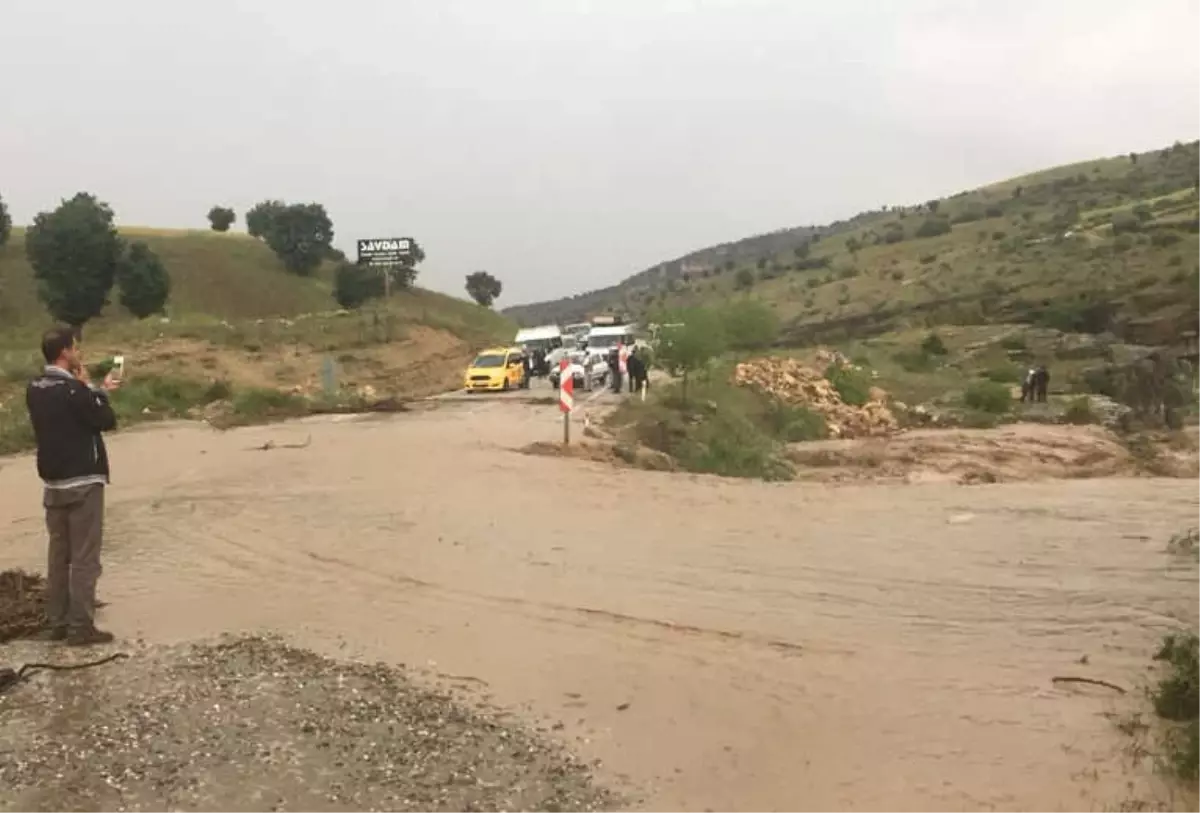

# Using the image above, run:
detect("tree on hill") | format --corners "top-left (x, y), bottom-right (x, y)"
top-left (25, 192), bottom-right (123, 332)
top-left (207, 206), bottom-right (236, 232)
top-left (117, 241), bottom-right (171, 318)
top-left (734, 268), bottom-right (756, 290)
top-left (245, 199), bottom-right (285, 239)
top-left (793, 241), bottom-right (811, 260)
top-left (465, 271), bottom-right (502, 307)
top-left (0, 193), bottom-right (11, 248)
top-left (655, 306), bottom-right (727, 405)
top-left (264, 203), bottom-right (334, 276)
top-left (333, 261), bottom-right (384, 309)
top-left (722, 299), bottom-right (778, 352)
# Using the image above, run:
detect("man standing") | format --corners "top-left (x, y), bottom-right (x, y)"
top-left (627, 348), bottom-right (648, 395)
top-left (25, 326), bottom-right (121, 645)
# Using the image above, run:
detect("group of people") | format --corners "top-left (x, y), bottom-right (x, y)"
top-left (1020, 365), bottom-right (1051, 403)
top-left (605, 344), bottom-right (649, 395)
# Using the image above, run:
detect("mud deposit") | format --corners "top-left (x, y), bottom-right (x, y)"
top-left (0, 570), bottom-right (45, 644)
top-left (0, 636), bottom-right (614, 812)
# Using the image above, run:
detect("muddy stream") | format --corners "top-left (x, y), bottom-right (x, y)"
top-left (1, 398), bottom-right (1196, 810)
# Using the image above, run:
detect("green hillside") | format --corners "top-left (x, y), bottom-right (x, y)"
top-left (0, 226), bottom-right (512, 344)
top-left (506, 141), bottom-right (1199, 348)
top-left (2, 227), bottom-right (335, 328)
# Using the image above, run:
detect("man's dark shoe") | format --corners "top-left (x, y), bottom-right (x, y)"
top-left (66, 627), bottom-right (115, 647)
top-left (36, 626), bottom-right (67, 642)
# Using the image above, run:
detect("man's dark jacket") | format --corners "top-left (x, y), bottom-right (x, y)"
top-left (26, 367), bottom-right (117, 486)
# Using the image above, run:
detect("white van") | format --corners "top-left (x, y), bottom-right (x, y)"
top-left (513, 325), bottom-right (563, 354)
top-left (586, 324), bottom-right (636, 354)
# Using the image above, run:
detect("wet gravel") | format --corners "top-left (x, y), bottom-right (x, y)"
top-left (0, 635), bottom-right (618, 811)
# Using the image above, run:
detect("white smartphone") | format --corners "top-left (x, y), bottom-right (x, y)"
top-left (112, 355), bottom-right (126, 379)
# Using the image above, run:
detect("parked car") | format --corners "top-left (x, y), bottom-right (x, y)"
top-left (548, 351), bottom-right (608, 390)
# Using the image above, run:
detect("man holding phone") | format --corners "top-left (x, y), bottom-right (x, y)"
top-left (25, 326), bottom-right (122, 645)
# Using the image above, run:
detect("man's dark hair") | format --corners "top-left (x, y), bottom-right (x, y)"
top-left (41, 326), bottom-right (76, 364)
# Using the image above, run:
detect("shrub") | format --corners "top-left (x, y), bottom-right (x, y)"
top-left (1151, 632), bottom-right (1199, 783)
top-left (825, 364), bottom-right (872, 406)
top-left (117, 241), bottom-right (171, 318)
top-left (963, 381), bottom-right (1011, 414)
top-left (734, 268), bottom-right (756, 290)
top-left (919, 253), bottom-right (937, 265)
top-left (915, 217), bottom-right (952, 238)
top-left (883, 226), bottom-right (905, 244)
top-left (920, 332), bottom-right (948, 356)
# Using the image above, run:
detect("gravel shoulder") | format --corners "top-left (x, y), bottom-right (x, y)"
top-left (0, 635), bottom-right (616, 812)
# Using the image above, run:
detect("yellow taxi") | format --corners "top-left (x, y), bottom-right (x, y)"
top-left (464, 346), bottom-right (527, 392)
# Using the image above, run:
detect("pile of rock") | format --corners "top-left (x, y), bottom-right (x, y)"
top-left (733, 355), bottom-right (899, 439)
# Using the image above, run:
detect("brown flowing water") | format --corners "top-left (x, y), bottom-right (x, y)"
top-left (0, 399), bottom-right (1195, 810)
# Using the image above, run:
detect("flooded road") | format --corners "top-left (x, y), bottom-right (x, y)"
top-left (1, 400), bottom-right (1196, 810)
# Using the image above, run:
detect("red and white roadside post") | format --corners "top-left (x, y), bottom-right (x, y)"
top-left (559, 357), bottom-right (574, 446)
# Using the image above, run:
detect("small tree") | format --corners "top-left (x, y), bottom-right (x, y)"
top-left (382, 238), bottom-right (425, 292)
top-left (264, 202), bottom-right (334, 276)
top-left (793, 241), bottom-right (811, 260)
top-left (0, 193), bottom-right (11, 248)
top-left (245, 199), bottom-right (285, 239)
top-left (734, 267), bottom-right (756, 290)
top-left (465, 271), bottom-right (502, 307)
top-left (333, 261), bottom-right (384, 309)
top-left (846, 236), bottom-right (861, 254)
top-left (721, 299), bottom-right (778, 352)
top-left (25, 192), bottom-right (123, 331)
top-left (926, 199), bottom-right (940, 214)
top-left (207, 206), bottom-right (236, 232)
top-left (656, 307), bottom-right (727, 405)
top-left (117, 241), bottom-right (171, 318)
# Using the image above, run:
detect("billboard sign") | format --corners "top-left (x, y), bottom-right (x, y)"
top-left (357, 237), bottom-right (413, 267)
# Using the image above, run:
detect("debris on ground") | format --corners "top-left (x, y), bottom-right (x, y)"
top-left (0, 635), bottom-right (617, 812)
top-left (0, 570), bottom-right (45, 644)
top-left (732, 353), bottom-right (899, 438)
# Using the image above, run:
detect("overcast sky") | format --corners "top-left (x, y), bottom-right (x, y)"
top-left (2, 0), bottom-right (1197, 306)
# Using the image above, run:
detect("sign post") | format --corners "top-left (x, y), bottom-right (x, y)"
top-left (356, 237), bottom-right (415, 298)
top-left (559, 358), bottom-right (573, 446)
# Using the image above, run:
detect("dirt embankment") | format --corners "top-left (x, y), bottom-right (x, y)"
top-left (108, 326), bottom-right (473, 401)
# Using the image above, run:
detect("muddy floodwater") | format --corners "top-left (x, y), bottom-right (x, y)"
top-left (1, 399), bottom-right (1196, 811)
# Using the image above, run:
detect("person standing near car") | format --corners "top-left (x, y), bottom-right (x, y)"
top-left (25, 326), bottom-right (121, 645)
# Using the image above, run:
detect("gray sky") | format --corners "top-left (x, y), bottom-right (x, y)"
top-left (2, 0), bottom-right (1197, 306)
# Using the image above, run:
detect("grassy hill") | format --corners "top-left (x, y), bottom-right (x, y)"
top-left (0, 226), bottom-right (512, 343)
top-left (0, 228), bottom-right (335, 327)
top-left (0, 226), bottom-right (514, 453)
top-left (506, 141), bottom-right (1200, 349)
